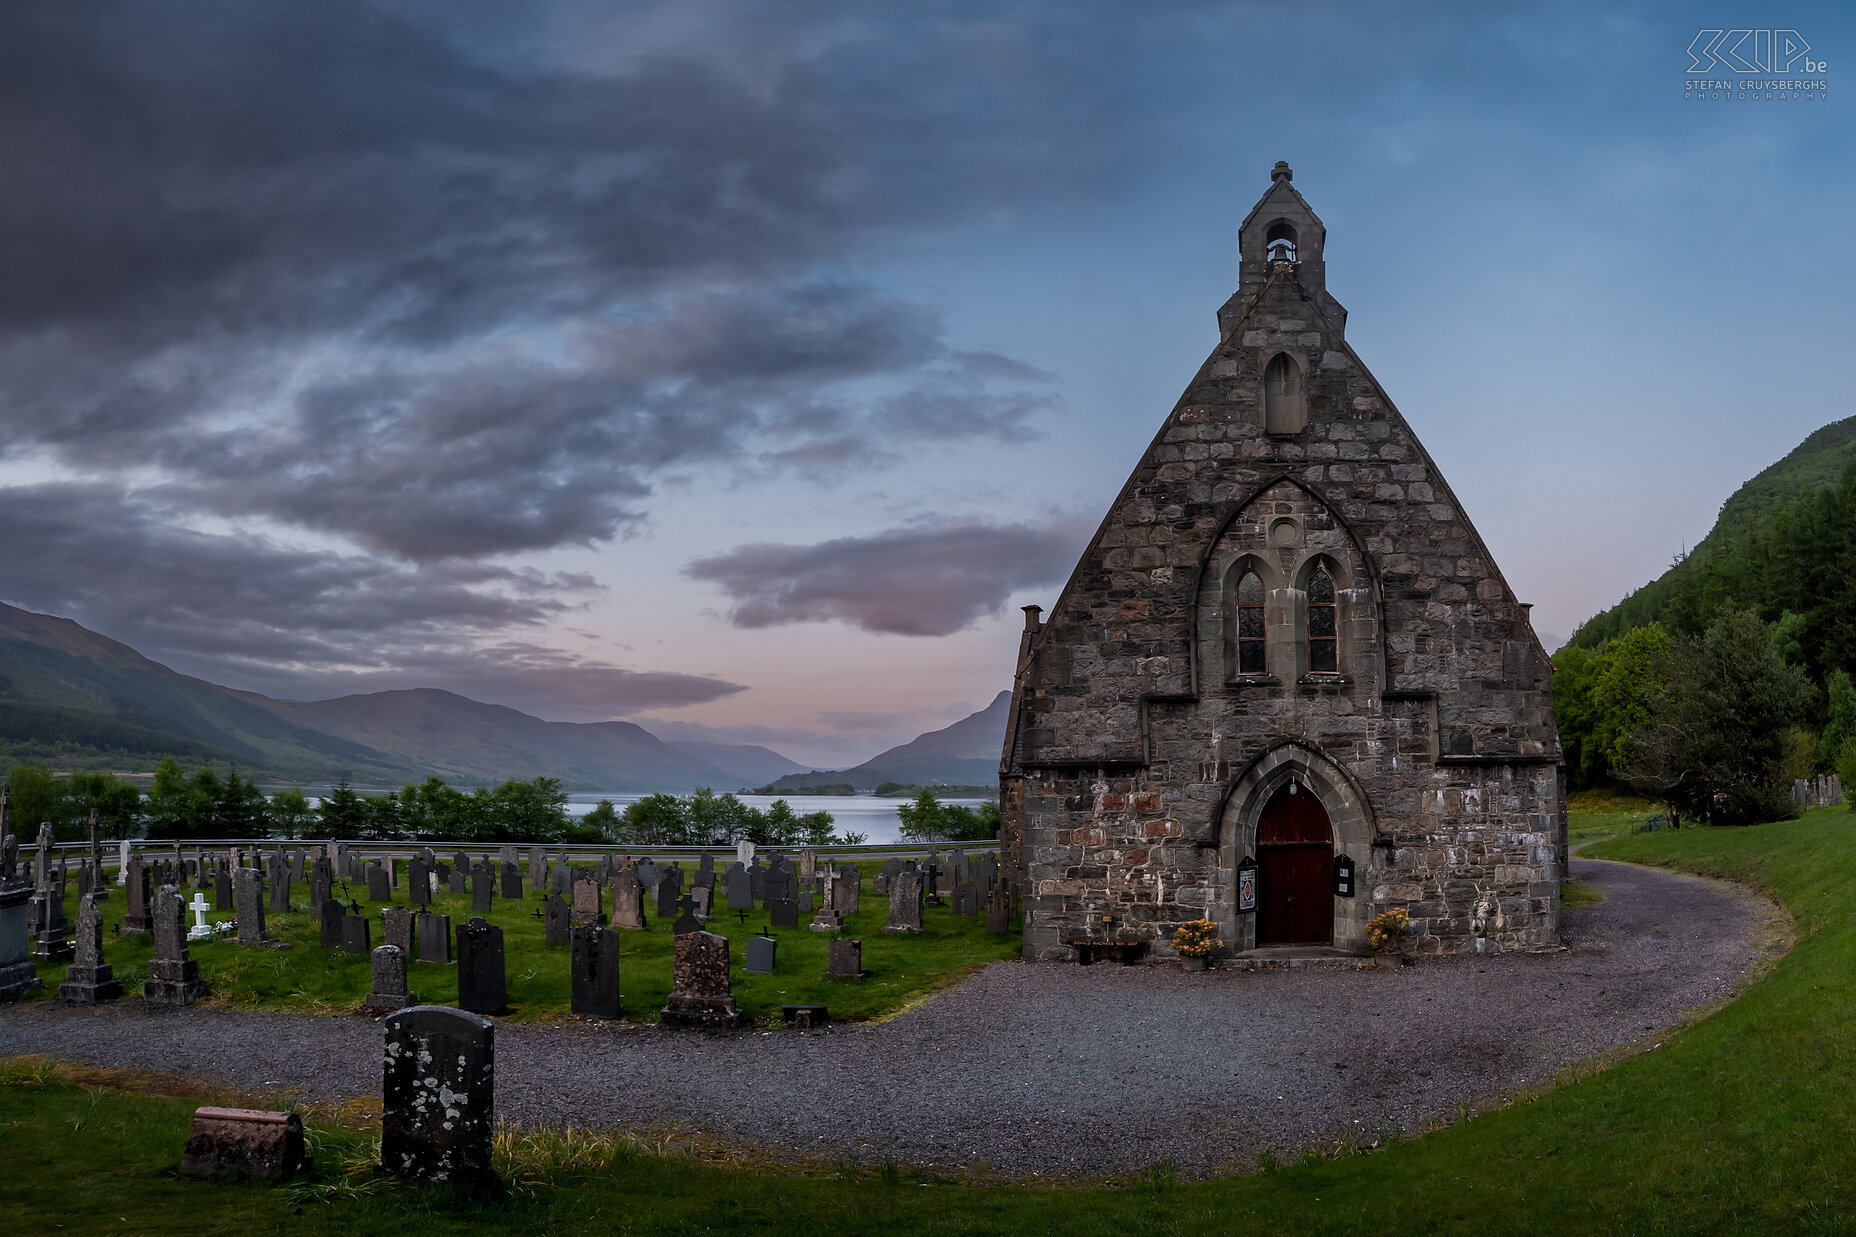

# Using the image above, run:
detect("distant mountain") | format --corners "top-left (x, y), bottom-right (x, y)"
top-left (665, 741), bottom-right (807, 787)
top-left (758, 691), bottom-right (1010, 793)
top-left (0, 600), bottom-right (739, 791)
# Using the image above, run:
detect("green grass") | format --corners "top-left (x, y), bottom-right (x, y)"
top-left (24, 867), bottom-right (1019, 1024)
top-left (1565, 788), bottom-right (1666, 847)
top-left (11, 807), bottom-right (1856, 1233)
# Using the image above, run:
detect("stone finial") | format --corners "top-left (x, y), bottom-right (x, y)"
top-left (1271, 160), bottom-right (1292, 182)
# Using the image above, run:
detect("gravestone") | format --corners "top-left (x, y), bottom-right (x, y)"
top-left (543, 894), bottom-right (570, 944)
top-left (270, 862), bottom-right (294, 913)
top-left (951, 884), bottom-right (974, 917)
top-left (826, 937), bottom-right (863, 979)
top-left (873, 873), bottom-right (889, 897)
top-left (434, 858), bottom-right (451, 885)
top-left (448, 868), bottom-right (468, 896)
top-left (635, 858), bottom-right (656, 892)
top-left (343, 913), bottom-right (372, 955)
top-left (118, 837), bottom-right (131, 885)
top-left (382, 1006), bottom-right (495, 1186)
top-left (882, 870), bottom-right (923, 933)
top-left (0, 882), bottom-right (40, 1000)
top-left (655, 867), bottom-right (682, 920)
top-left (416, 912), bottom-right (452, 964)
top-left (500, 861), bottom-right (522, 901)
top-left (724, 864), bottom-right (753, 911)
top-left (609, 870), bottom-right (644, 929)
top-left (745, 933), bottom-right (776, 974)
top-left (572, 878), bottom-right (605, 927)
top-left (59, 894), bottom-right (122, 1004)
top-left (407, 857), bottom-right (430, 907)
top-left (799, 850), bottom-right (816, 884)
top-left (549, 862), bottom-right (572, 896)
top-left (672, 894), bottom-right (703, 936)
top-left (29, 869), bottom-right (72, 963)
top-left (456, 917), bottom-right (507, 1014)
top-left (767, 896), bottom-right (798, 929)
top-left (985, 885), bottom-right (1014, 934)
top-left (748, 860), bottom-right (766, 901)
top-left (187, 891), bottom-right (214, 941)
top-left (883, 857), bottom-right (903, 881)
top-left (368, 864), bottom-right (392, 903)
top-left (213, 862), bottom-right (234, 913)
top-left (570, 924), bottom-right (621, 1019)
top-left (364, 944), bottom-right (415, 1013)
top-left (835, 864), bottom-right (861, 916)
top-left (180, 1107), bottom-right (309, 1180)
top-left (451, 851), bottom-right (469, 875)
top-left (310, 857), bottom-right (332, 910)
top-left (122, 857), bottom-right (154, 933)
top-left (659, 931), bottom-right (747, 1028)
top-left (499, 845), bottom-right (519, 872)
top-left (690, 886), bottom-right (712, 918)
top-left (529, 846), bottom-right (545, 885)
top-left (979, 854), bottom-right (999, 891)
top-left (470, 867), bottom-right (493, 915)
top-left (797, 890), bottom-right (813, 915)
top-left (144, 886), bottom-right (207, 1006)
top-left (736, 838), bottom-right (754, 865)
top-left (233, 867), bottom-right (266, 945)
top-left (381, 906), bottom-right (416, 961)
top-left (320, 899), bottom-right (345, 948)
top-left (696, 853), bottom-right (715, 888)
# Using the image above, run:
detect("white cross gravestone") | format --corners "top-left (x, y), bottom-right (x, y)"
top-left (117, 839), bottom-right (131, 885)
top-left (187, 892), bottom-right (214, 941)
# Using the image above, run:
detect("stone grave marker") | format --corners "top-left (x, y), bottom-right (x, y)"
top-left (59, 893), bottom-right (122, 1004)
top-left (213, 861), bottom-right (234, 913)
top-left (180, 1107), bottom-right (309, 1180)
top-left (807, 874), bottom-right (842, 933)
top-left (187, 892), bottom-right (214, 941)
top-left (826, 937), bottom-right (863, 979)
top-left (873, 872), bottom-right (889, 897)
top-left (951, 884), bottom-right (974, 917)
top-left (416, 912), bottom-right (452, 964)
top-left (144, 886), bottom-right (207, 1006)
top-left (659, 931), bottom-right (747, 1028)
top-left (382, 1006), bottom-right (495, 1185)
top-left (269, 862), bottom-right (293, 913)
top-left (735, 838), bottom-right (754, 865)
top-left (320, 898), bottom-right (345, 948)
top-left (451, 850), bottom-right (470, 875)
top-left (799, 850), bottom-right (816, 884)
top-left (310, 857), bottom-right (332, 910)
top-left (543, 894), bottom-right (570, 944)
top-left (382, 905), bottom-right (416, 961)
top-left (499, 845), bottom-right (519, 872)
top-left (672, 894), bottom-right (703, 936)
top-left (745, 933), bottom-right (776, 974)
top-left (500, 860), bottom-right (522, 901)
top-left (456, 917), bottom-right (507, 1014)
top-left (120, 857), bottom-right (153, 934)
top-left (570, 924), bottom-right (622, 1019)
top-left (985, 885), bottom-right (1013, 934)
top-left (364, 944), bottom-right (415, 1013)
top-left (448, 867), bottom-right (469, 896)
top-left (724, 863), bottom-right (753, 910)
top-left (407, 857), bottom-right (430, 907)
top-left (368, 863), bottom-right (392, 902)
top-left (835, 864), bottom-right (861, 916)
top-left (233, 867), bottom-right (266, 944)
top-left (549, 861), bottom-right (572, 896)
top-left (117, 837), bottom-right (131, 885)
top-left (572, 877), bottom-right (606, 927)
top-left (690, 886), bottom-right (712, 918)
top-left (609, 870), bottom-right (643, 929)
top-left (470, 866), bottom-right (493, 914)
top-left (343, 912), bottom-right (372, 955)
top-left (29, 867), bottom-right (72, 963)
top-left (748, 859), bottom-right (767, 901)
top-left (655, 866), bottom-right (681, 920)
top-left (635, 858), bottom-right (656, 892)
top-left (767, 895), bottom-right (798, 929)
top-left (882, 870), bottom-right (923, 933)
top-left (0, 881), bottom-right (40, 1000)
top-left (529, 846), bottom-right (545, 885)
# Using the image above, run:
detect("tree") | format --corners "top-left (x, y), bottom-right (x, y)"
top-left (318, 777), bottom-right (367, 838)
top-left (1624, 608), bottom-right (1813, 825)
top-left (1821, 669), bottom-right (1856, 769)
top-left (1589, 623), bottom-right (1673, 776)
top-left (268, 787), bottom-right (315, 839)
top-left (579, 799), bottom-right (621, 841)
top-left (897, 790), bottom-right (1000, 842)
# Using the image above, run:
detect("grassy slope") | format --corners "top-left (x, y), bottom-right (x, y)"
top-left (7, 808), bottom-right (1856, 1233)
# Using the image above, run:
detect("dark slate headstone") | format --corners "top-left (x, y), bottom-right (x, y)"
top-left (986, 885), bottom-right (1013, 934)
top-left (951, 884), bottom-right (974, 917)
top-left (744, 934), bottom-right (776, 974)
top-left (635, 859), bottom-right (656, 892)
top-left (364, 944), bottom-right (415, 1012)
top-left (144, 886), bottom-right (206, 1005)
top-left (434, 859), bottom-right (451, 885)
top-left (826, 937), bottom-right (863, 979)
top-left (407, 857), bottom-right (430, 907)
top-left (654, 867), bottom-right (681, 920)
top-left (368, 864), bottom-right (392, 903)
top-left (59, 893), bottom-right (122, 1004)
top-left (416, 912), bottom-right (452, 964)
top-left (500, 861), bottom-right (522, 901)
top-left (381, 906), bottom-right (416, 961)
top-left (310, 858), bottom-right (332, 911)
top-left (724, 863), bottom-right (753, 910)
top-left (449, 869), bottom-right (469, 896)
top-left (767, 896), bottom-right (798, 929)
top-left (609, 870), bottom-right (643, 929)
top-left (470, 867), bottom-right (493, 915)
top-left (543, 894), bottom-right (570, 944)
top-left (748, 860), bottom-right (766, 901)
top-left (672, 895), bottom-right (703, 936)
top-left (343, 913), bottom-right (372, 955)
top-left (320, 899), bottom-right (345, 948)
top-left (883, 857), bottom-right (903, 881)
top-left (382, 1006), bottom-right (495, 1186)
top-left (659, 931), bottom-right (747, 1028)
top-left (456, 917), bottom-right (506, 1014)
top-left (451, 851), bottom-right (470, 875)
top-left (569, 924), bottom-right (621, 1019)
top-left (233, 867), bottom-right (266, 945)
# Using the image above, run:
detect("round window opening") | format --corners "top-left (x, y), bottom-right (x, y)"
top-left (1268, 518), bottom-right (1301, 548)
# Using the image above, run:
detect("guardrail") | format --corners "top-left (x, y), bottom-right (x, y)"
top-left (27, 837), bottom-right (1001, 867)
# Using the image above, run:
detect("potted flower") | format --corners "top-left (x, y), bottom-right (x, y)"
top-left (1172, 919), bottom-right (1220, 971)
top-left (1366, 907), bottom-right (1409, 964)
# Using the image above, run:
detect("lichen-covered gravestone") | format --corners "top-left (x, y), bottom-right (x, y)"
top-left (416, 912), bottom-right (452, 964)
top-left (570, 924), bottom-right (621, 1019)
top-left (381, 905), bottom-right (416, 961)
top-left (60, 893), bottom-right (122, 1004)
top-left (835, 864), bottom-right (861, 916)
top-left (232, 867), bottom-right (266, 945)
top-left (826, 937), bottom-right (864, 979)
top-left (364, 944), bottom-right (415, 1013)
top-left (381, 1006), bottom-right (496, 1186)
top-left (180, 1107), bottom-right (309, 1180)
top-left (144, 886), bottom-right (207, 1006)
top-left (455, 916), bottom-right (507, 1014)
top-left (0, 880), bottom-right (43, 1001)
top-left (986, 885), bottom-right (1014, 934)
top-left (544, 893), bottom-right (570, 944)
top-left (882, 870), bottom-right (923, 933)
top-left (659, 930), bottom-right (748, 1028)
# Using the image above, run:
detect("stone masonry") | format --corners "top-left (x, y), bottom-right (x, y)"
top-left (999, 163), bottom-right (1564, 962)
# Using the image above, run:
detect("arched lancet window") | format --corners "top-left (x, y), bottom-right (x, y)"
top-left (1264, 353), bottom-right (1305, 434)
top-left (1307, 564), bottom-right (1337, 673)
top-left (1237, 569), bottom-right (1266, 674)
top-left (1265, 219), bottom-right (1298, 263)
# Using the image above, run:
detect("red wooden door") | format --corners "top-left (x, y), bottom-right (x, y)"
top-left (1256, 783), bottom-right (1333, 945)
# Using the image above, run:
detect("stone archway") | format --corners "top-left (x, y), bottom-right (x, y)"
top-left (1213, 741), bottom-right (1375, 954)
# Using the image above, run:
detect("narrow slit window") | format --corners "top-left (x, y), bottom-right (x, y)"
top-left (1237, 570), bottom-right (1266, 675)
top-left (1263, 353), bottom-right (1305, 434)
top-left (1307, 566), bottom-right (1337, 673)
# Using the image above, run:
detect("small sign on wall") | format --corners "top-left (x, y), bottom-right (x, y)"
top-left (1334, 852), bottom-right (1355, 898)
top-left (1237, 856), bottom-right (1258, 912)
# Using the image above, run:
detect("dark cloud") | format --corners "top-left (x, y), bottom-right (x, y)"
top-left (683, 517), bottom-right (1090, 636)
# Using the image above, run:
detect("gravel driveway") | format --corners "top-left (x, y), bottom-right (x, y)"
top-left (0, 857), bottom-right (1776, 1176)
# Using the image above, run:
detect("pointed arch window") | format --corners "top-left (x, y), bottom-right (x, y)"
top-left (1307, 565), bottom-right (1338, 673)
top-left (1237, 570), bottom-right (1266, 674)
top-left (1263, 353), bottom-right (1306, 434)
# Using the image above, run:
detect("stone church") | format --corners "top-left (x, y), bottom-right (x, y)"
top-left (999, 163), bottom-right (1564, 961)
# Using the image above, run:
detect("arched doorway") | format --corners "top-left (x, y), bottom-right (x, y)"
top-left (1257, 781), bottom-right (1333, 945)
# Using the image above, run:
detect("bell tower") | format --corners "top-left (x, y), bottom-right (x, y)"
top-left (1220, 161), bottom-right (1344, 338)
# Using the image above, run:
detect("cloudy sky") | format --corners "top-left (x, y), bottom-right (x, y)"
top-left (2, 2), bottom-right (1849, 767)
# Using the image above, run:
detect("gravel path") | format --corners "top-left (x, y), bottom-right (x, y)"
top-left (0, 857), bottom-right (1777, 1176)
